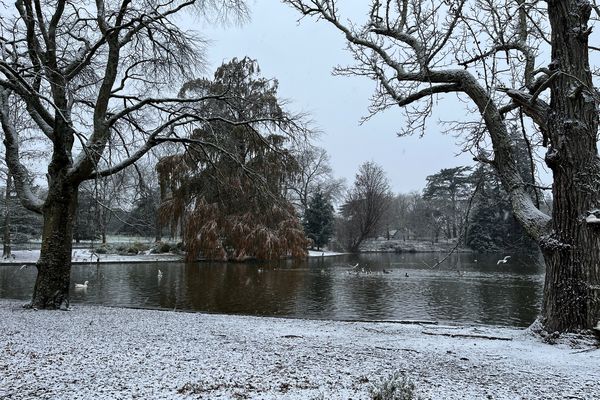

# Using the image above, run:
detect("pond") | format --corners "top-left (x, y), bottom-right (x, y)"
top-left (0, 252), bottom-right (544, 327)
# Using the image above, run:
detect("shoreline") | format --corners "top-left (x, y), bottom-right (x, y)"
top-left (0, 249), bottom-right (347, 266)
top-left (0, 244), bottom-right (478, 267)
top-left (1, 300), bottom-right (597, 399)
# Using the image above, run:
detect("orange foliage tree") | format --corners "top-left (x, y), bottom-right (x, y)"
top-left (157, 58), bottom-right (309, 261)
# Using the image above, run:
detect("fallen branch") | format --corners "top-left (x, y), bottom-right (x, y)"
top-left (374, 346), bottom-right (420, 354)
top-left (342, 319), bottom-right (438, 325)
top-left (421, 330), bottom-right (512, 341)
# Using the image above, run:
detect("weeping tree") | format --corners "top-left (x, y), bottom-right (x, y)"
top-left (285, 0), bottom-right (600, 332)
top-left (157, 58), bottom-right (309, 261)
top-left (0, 0), bottom-right (252, 309)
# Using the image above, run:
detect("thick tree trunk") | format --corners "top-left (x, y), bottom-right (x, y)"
top-left (3, 173), bottom-right (12, 259)
top-left (30, 185), bottom-right (78, 309)
top-left (541, 0), bottom-right (600, 331)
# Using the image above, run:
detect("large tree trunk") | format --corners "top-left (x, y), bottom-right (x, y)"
top-left (30, 185), bottom-right (78, 309)
top-left (2, 173), bottom-right (12, 259)
top-left (541, 0), bottom-right (600, 331)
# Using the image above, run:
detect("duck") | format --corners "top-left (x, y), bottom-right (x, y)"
top-left (74, 281), bottom-right (89, 289)
top-left (382, 269), bottom-right (390, 274)
top-left (497, 256), bottom-right (511, 265)
top-left (405, 273), bottom-right (409, 278)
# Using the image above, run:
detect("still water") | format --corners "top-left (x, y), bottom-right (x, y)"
top-left (0, 253), bottom-right (544, 327)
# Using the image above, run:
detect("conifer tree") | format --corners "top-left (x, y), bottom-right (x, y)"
top-left (303, 190), bottom-right (334, 250)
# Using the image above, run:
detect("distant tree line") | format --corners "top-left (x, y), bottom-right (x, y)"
top-left (0, 55), bottom-right (546, 259)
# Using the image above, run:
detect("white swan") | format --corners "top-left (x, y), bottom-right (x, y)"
top-left (74, 281), bottom-right (88, 289)
top-left (157, 269), bottom-right (163, 278)
top-left (497, 256), bottom-right (511, 265)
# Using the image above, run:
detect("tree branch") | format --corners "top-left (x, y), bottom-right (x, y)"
top-left (0, 89), bottom-right (44, 213)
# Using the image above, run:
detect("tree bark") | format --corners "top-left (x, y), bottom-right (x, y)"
top-left (2, 173), bottom-right (12, 259)
top-left (29, 184), bottom-right (78, 309)
top-left (539, 0), bottom-right (600, 331)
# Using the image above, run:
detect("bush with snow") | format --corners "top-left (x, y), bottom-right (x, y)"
top-left (370, 372), bottom-right (419, 400)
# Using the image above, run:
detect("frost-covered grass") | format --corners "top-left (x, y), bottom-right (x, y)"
top-left (0, 300), bottom-right (598, 399)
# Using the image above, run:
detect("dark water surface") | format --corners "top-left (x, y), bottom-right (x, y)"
top-left (0, 252), bottom-right (544, 327)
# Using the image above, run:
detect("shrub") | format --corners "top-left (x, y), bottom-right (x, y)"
top-left (159, 242), bottom-right (171, 253)
top-left (94, 246), bottom-right (108, 254)
top-left (370, 372), bottom-right (418, 400)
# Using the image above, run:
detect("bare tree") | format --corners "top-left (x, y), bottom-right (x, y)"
top-left (285, 0), bottom-right (600, 332)
top-left (338, 161), bottom-right (392, 252)
top-left (287, 145), bottom-right (345, 213)
top-left (0, 0), bottom-right (251, 308)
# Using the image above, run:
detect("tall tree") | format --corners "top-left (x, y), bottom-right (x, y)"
top-left (466, 164), bottom-right (536, 252)
top-left (286, 0), bottom-right (600, 332)
top-left (0, 175), bottom-right (43, 247)
top-left (0, 0), bottom-right (250, 308)
top-left (157, 58), bottom-right (309, 261)
top-left (422, 166), bottom-right (472, 240)
top-left (2, 173), bottom-right (13, 258)
top-left (287, 145), bottom-right (345, 214)
top-left (303, 189), bottom-right (335, 250)
top-left (338, 161), bottom-right (392, 252)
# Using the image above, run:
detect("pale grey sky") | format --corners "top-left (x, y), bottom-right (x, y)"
top-left (195, 2), bottom-right (475, 193)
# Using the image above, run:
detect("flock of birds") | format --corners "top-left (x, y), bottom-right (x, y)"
top-left (74, 269), bottom-right (164, 290)
top-left (70, 256), bottom-right (513, 289)
top-left (340, 255), bottom-right (512, 277)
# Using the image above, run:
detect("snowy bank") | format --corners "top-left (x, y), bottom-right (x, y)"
top-left (0, 249), bottom-right (183, 265)
top-left (0, 300), bottom-right (597, 399)
top-left (360, 239), bottom-right (472, 253)
top-left (0, 248), bottom-right (343, 266)
top-left (307, 249), bottom-right (345, 257)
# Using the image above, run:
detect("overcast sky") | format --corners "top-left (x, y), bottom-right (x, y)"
top-left (194, 2), bottom-right (475, 194)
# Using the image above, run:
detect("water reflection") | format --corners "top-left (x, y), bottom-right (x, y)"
top-left (0, 252), bottom-right (544, 327)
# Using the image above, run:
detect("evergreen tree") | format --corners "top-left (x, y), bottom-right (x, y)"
top-left (0, 185), bottom-right (43, 245)
top-left (466, 165), bottom-right (536, 252)
top-left (422, 166), bottom-right (472, 240)
top-left (303, 190), bottom-right (334, 250)
top-left (73, 191), bottom-right (99, 242)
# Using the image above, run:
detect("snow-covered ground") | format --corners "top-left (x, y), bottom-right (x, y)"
top-left (0, 249), bottom-right (343, 265)
top-left (0, 300), bottom-right (597, 399)
top-left (307, 249), bottom-right (345, 257)
top-left (0, 249), bottom-right (183, 265)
